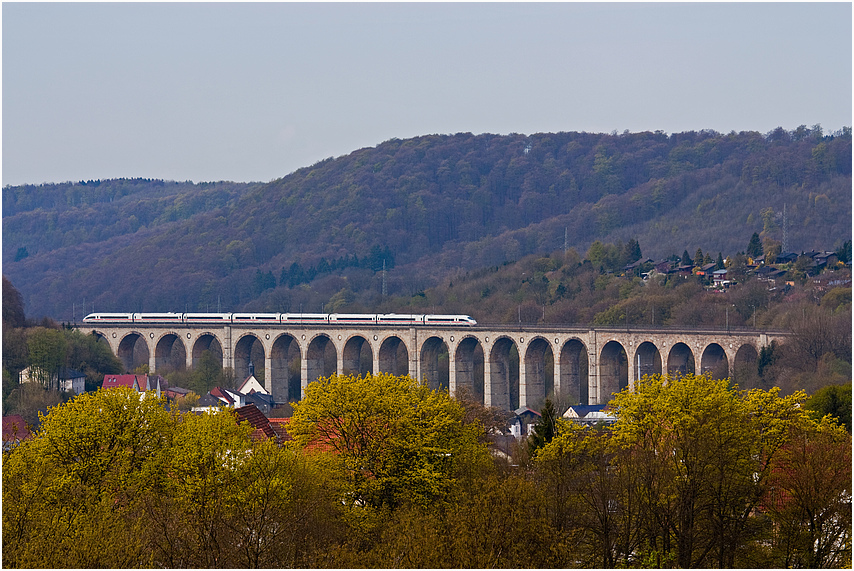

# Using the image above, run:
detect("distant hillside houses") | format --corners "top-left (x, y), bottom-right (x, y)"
top-left (637, 249), bottom-right (849, 288)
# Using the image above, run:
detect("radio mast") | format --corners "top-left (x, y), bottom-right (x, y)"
top-left (382, 260), bottom-right (387, 297)
top-left (782, 203), bottom-right (788, 253)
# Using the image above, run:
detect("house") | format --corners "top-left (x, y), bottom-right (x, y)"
top-left (563, 404), bottom-right (605, 419)
top-left (20, 368), bottom-right (86, 395)
top-left (712, 269), bottom-right (729, 286)
top-left (669, 265), bottom-right (694, 277)
top-left (191, 386), bottom-right (245, 413)
top-left (191, 379), bottom-right (276, 414)
top-left (102, 374), bottom-right (165, 398)
top-left (243, 391), bottom-right (274, 414)
top-left (164, 385), bottom-right (192, 400)
top-left (3, 415), bottom-right (33, 450)
top-left (581, 411), bottom-right (617, 426)
top-left (237, 373), bottom-right (268, 396)
top-left (811, 252), bottom-right (838, 272)
top-left (211, 386), bottom-right (244, 407)
top-left (756, 266), bottom-right (786, 281)
top-left (696, 262), bottom-right (717, 276)
top-left (59, 369), bottom-right (86, 395)
top-left (234, 403), bottom-right (278, 441)
top-left (563, 404), bottom-right (617, 426)
top-left (509, 406), bottom-right (541, 438)
top-left (267, 417), bottom-right (292, 442)
top-left (811, 275), bottom-right (852, 292)
top-left (191, 392), bottom-right (224, 413)
top-left (623, 258), bottom-right (652, 275)
top-left (19, 366), bottom-right (55, 388)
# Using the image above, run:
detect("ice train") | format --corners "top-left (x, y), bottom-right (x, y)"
top-left (82, 312), bottom-right (477, 326)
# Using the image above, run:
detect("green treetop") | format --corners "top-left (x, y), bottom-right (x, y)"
top-left (287, 372), bottom-right (490, 511)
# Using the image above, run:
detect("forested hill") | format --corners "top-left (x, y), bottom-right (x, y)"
top-left (3, 126), bottom-right (851, 319)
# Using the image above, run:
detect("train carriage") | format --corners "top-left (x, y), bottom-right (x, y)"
top-left (376, 313), bottom-right (426, 325)
top-left (329, 313), bottom-right (378, 324)
top-left (82, 313), bottom-right (134, 323)
top-left (231, 313), bottom-right (280, 323)
top-left (281, 313), bottom-right (329, 324)
top-left (132, 312), bottom-right (183, 323)
top-left (183, 313), bottom-right (232, 323)
top-left (423, 314), bottom-right (477, 326)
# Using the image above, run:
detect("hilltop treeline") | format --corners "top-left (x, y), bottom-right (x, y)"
top-left (3, 126), bottom-right (850, 318)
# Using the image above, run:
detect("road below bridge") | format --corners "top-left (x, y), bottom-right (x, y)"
top-left (86, 322), bottom-right (789, 411)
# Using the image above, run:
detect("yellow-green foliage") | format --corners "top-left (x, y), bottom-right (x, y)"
top-left (534, 373), bottom-right (850, 568)
top-left (2, 388), bottom-right (345, 569)
top-left (4, 375), bottom-right (849, 568)
top-left (2, 388), bottom-right (172, 567)
top-left (288, 372), bottom-right (490, 510)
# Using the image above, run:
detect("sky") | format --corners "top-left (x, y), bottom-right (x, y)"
top-left (2, 2), bottom-right (851, 186)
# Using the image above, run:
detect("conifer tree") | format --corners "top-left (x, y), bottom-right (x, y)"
top-left (623, 238), bottom-right (642, 264)
top-left (528, 398), bottom-right (558, 456)
top-left (747, 232), bottom-right (764, 258)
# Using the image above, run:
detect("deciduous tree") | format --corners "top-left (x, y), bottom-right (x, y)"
top-left (2, 388), bottom-right (171, 568)
top-left (288, 373), bottom-right (489, 511)
top-left (764, 417), bottom-right (852, 568)
top-left (25, 327), bottom-right (66, 389)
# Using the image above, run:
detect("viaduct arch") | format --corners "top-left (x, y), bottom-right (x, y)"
top-left (87, 323), bottom-right (789, 411)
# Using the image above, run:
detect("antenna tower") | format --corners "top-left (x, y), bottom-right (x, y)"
top-left (564, 227), bottom-right (568, 257)
top-left (782, 203), bottom-right (788, 253)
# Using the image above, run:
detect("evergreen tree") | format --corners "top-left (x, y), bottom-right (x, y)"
top-left (716, 252), bottom-right (725, 270)
top-left (747, 232), bottom-right (764, 258)
top-left (253, 269), bottom-right (276, 295)
top-left (623, 238), bottom-right (642, 264)
top-left (528, 398), bottom-right (558, 456)
top-left (836, 239), bottom-right (852, 264)
top-left (694, 248), bottom-right (704, 268)
top-left (681, 249), bottom-right (692, 266)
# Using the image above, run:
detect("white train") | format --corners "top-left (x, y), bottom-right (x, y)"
top-left (82, 312), bottom-right (477, 326)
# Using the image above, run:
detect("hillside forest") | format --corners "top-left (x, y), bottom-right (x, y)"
top-left (2, 125), bottom-right (850, 320)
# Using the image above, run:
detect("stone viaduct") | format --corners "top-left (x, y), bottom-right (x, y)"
top-left (86, 322), bottom-right (789, 411)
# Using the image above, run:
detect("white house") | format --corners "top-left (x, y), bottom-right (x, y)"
top-left (237, 374), bottom-right (268, 395)
top-left (19, 367), bottom-right (85, 395)
top-left (19, 366), bottom-right (53, 387)
top-left (563, 404), bottom-right (617, 426)
top-left (59, 369), bottom-right (86, 395)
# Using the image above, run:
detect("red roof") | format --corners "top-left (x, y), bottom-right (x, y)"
top-left (3, 415), bottom-right (32, 443)
top-left (210, 386), bottom-right (238, 405)
top-left (164, 386), bottom-right (191, 399)
top-left (102, 374), bottom-right (141, 391)
top-left (268, 418), bottom-right (291, 441)
top-left (234, 404), bottom-right (277, 441)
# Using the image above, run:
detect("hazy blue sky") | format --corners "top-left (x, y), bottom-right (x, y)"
top-left (3, 2), bottom-right (851, 186)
